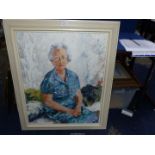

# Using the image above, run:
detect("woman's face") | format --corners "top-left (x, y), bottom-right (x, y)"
top-left (51, 48), bottom-right (68, 71)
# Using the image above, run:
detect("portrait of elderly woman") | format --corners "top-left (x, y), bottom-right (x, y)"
top-left (4, 19), bottom-right (119, 130)
top-left (14, 29), bottom-right (109, 128)
top-left (40, 44), bottom-right (98, 123)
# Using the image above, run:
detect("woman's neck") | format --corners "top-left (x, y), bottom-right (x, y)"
top-left (56, 69), bottom-right (65, 75)
top-left (56, 69), bottom-right (66, 81)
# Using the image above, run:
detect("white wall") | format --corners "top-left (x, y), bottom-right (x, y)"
top-left (16, 31), bottom-right (108, 89)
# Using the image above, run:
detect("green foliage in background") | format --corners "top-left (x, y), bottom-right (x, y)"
top-left (25, 88), bottom-right (42, 103)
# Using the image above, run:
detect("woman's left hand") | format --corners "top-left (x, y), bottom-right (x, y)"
top-left (73, 106), bottom-right (81, 117)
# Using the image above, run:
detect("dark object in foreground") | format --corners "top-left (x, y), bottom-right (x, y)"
top-left (81, 84), bottom-right (102, 106)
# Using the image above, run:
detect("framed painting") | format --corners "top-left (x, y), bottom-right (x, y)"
top-left (3, 20), bottom-right (120, 130)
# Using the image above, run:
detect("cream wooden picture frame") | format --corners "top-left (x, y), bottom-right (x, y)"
top-left (3, 20), bottom-right (120, 130)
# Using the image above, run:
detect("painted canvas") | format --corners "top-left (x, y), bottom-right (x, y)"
top-left (16, 31), bottom-right (108, 124)
top-left (3, 20), bottom-right (119, 130)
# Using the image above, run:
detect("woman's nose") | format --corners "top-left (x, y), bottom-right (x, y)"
top-left (59, 57), bottom-right (63, 63)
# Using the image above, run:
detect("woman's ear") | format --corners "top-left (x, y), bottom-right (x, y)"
top-left (66, 60), bottom-right (69, 64)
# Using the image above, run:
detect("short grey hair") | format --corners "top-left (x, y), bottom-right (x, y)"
top-left (48, 43), bottom-right (71, 62)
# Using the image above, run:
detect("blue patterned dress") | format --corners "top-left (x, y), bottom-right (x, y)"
top-left (40, 68), bottom-right (98, 123)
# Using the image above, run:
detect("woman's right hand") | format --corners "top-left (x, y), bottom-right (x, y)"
top-left (66, 108), bottom-right (80, 117)
top-left (66, 108), bottom-right (75, 115)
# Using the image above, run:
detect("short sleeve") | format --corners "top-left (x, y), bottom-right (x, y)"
top-left (40, 77), bottom-right (53, 94)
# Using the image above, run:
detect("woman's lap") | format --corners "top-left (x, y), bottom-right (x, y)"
top-left (44, 106), bottom-right (99, 123)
